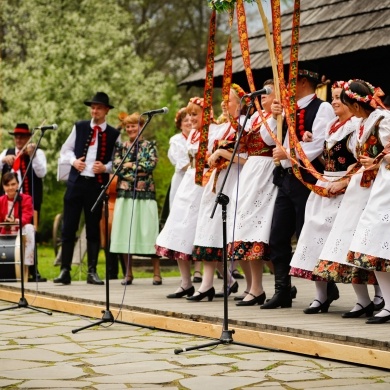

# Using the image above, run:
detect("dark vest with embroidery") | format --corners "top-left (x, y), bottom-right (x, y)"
top-left (323, 134), bottom-right (356, 172)
top-left (67, 120), bottom-right (119, 185)
top-left (1, 149), bottom-right (43, 211)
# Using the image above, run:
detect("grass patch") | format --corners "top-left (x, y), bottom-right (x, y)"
top-left (36, 244), bottom-right (181, 281)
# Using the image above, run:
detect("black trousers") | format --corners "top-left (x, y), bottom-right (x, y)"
top-left (61, 176), bottom-right (103, 267)
top-left (269, 170), bottom-right (312, 269)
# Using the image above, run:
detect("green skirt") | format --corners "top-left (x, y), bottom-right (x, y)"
top-left (110, 198), bottom-right (159, 255)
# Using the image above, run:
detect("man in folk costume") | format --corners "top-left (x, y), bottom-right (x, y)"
top-left (0, 123), bottom-right (47, 282)
top-left (54, 92), bottom-right (120, 285)
top-left (261, 67), bottom-right (335, 309)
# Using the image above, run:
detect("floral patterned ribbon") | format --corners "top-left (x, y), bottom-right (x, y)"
top-left (236, 0), bottom-right (261, 113)
top-left (270, 0), bottom-right (329, 196)
top-left (195, 9), bottom-right (216, 185)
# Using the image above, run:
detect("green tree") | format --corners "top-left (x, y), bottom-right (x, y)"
top-left (0, 0), bottom-right (180, 240)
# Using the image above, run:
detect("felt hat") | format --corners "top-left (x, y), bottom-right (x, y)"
top-left (8, 123), bottom-right (32, 136)
top-left (84, 92), bottom-right (114, 109)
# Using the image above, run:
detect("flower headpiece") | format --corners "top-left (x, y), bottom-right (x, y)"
top-left (343, 79), bottom-right (386, 109)
top-left (230, 83), bottom-right (250, 105)
top-left (298, 69), bottom-right (319, 80)
top-left (331, 80), bottom-right (346, 90)
top-left (188, 97), bottom-right (204, 108)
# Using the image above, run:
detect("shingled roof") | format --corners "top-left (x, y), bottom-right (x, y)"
top-left (179, 0), bottom-right (390, 94)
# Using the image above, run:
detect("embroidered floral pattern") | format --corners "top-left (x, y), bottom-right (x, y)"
top-left (155, 245), bottom-right (192, 262)
top-left (312, 259), bottom-right (376, 284)
top-left (323, 134), bottom-right (356, 172)
top-left (114, 139), bottom-right (157, 200)
top-left (228, 240), bottom-right (269, 262)
top-left (192, 245), bottom-right (223, 262)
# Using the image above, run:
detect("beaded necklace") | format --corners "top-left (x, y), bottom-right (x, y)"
top-left (190, 130), bottom-right (200, 144)
top-left (328, 117), bottom-right (352, 135)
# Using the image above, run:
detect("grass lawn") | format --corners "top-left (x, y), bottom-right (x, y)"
top-left (36, 244), bottom-right (181, 282)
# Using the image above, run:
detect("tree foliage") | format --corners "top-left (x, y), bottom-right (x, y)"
top-left (0, 0), bottom-right (278, 242)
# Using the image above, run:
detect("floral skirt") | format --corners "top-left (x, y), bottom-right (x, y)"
top-left (347, 251), bottom-right (390, 273)
top-left (289, 267), bottom-right (327, 282)
top-left (192, 245), bottom-right (223, 262)
top-left (312, 259), bottom-right (377, 284)
top-left (228, 240), bottom-right (270, 262)
top-left (155, 245), bottom-right (192, 262)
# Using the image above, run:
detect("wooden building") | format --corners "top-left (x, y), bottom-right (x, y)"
top-left (179, 0), bottom-right (390, 97)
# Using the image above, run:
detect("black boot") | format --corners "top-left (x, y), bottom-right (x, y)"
top-left (53, 269), bottom-right (71, 285)
top-left (53, 241), bottom-right (74, 284)
top-left (107, 251), bottom-right (119, 280)
top-left (28, 264), bottom-right (47, 282)
top-left (260, 261), bottom-right (292, 309)
top-left (87, 241), bottom-right (104, 285)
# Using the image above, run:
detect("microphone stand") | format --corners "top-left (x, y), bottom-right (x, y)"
top-left (174, 97), bottom-right (277, 354)
top-left (0, 129), bottom-right (52, 315)
top-left (72, 114), bottom-right (157, 333)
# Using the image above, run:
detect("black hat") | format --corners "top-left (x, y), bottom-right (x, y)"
top-left (8, 123), bottom-right (32, 136)
top-left (84, 92), bottom-right (114, 109)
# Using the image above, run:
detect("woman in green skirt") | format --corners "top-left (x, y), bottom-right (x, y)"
top-left (110, 112), bottom-right (160, 285)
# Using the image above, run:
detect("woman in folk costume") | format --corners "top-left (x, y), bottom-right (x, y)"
top-left (227, 79), bottom-right (278, 306)
top-left (110, 113), bottom-right (160, 286)
top-left (156, 97), bottom-right (219, 298)
top-left (313, 80), bottom-right (387, 317)
top-left (0, 172), bottom-right (35, 266)
top-left (343, 84), bottom-right (390, 324)
top-left (188, 84), bottom-right (250, 302)
top-left (289, 81), bottom-right (359, 314)
top-left (168, 107), bottom-right (193, 209)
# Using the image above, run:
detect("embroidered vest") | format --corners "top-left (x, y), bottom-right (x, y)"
top-left (323, 134), bottom-right (356, 172)
top-left (68, 120), bottom-right (119, 185)
top-left (246, 131), bottom-right (274, 157)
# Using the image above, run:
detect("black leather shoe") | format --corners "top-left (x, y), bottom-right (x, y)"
top-left (232, 269), bottom-right (244, 279)
top-left (167, 286), bottom-right (195, 299)
top-left (186, 287), bottom-right (215, 302)
top-left (192, 271), bottom-right (202, 283)
top-left (327, 281), bottom-right (340, 302)
top-left (153, 275), bottom-right (162, 285)
top-left (236, 292), bottom-right (266, 306)
top-left (342, 302), bottom-right (374, 318)
top-left (215, 281), bottom-right (239, 298)
top-left (87, 272), bottom-right (104, 285)
top-left (53, 269), bottom-right (71, 285)
top-left (29, 274), bottom-right (47, 282)
top-left (366, 309), bottom-right (390, 324)
top-left (260, 291), bottom-right (292, 309)
top-left (121, 276), bottom-right (134, 285)
top-left (290, 286), bottom-right (297, 299)
top-left (374, 296), bottom-right (385, 311)
top-left (234, 290), bottom-right (249, 301)
top-left (303, 299), bottom-right (331, 314)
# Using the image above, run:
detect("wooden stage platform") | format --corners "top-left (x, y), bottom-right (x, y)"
top-left (0, 274), bottom-right (389, 369)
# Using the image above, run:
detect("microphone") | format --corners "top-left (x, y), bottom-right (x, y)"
top-left (141, 107), bottom-right (169, 116)
top-left (34, 124), bottom-right (58, 131)
top-left (243, 86), bottom-right (272, 98)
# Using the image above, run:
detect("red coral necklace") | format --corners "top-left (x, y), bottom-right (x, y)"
top-left (328, 116), bottom-right (352, 135)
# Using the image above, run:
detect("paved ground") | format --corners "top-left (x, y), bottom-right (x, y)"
top-left (0, 301), bottom-right (390, 389)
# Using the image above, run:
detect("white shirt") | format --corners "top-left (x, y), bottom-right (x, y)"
top-left (0, 146), bottom-right (47, 187)
top-left (268, 93), bottom-right (335, 168)
top-left (60, 120), bottom-right (120, 177)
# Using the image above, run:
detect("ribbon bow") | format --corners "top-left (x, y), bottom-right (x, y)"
top-left (370, 87), bottom-right (386, 109)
